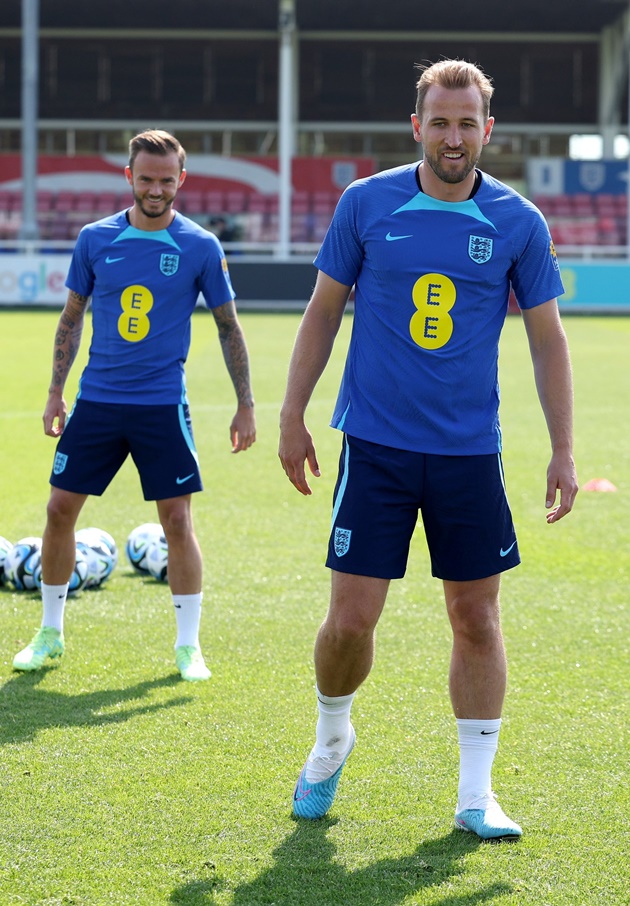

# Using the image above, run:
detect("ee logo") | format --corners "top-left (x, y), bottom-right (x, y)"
top-left (118, 285), bottom-right (153, 342)
top-left (409, 273), bottom-right (455, 350)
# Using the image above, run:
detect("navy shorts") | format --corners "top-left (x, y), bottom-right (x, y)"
top-left (326, 435), bottom-right (520, 582)
top-left (50, 399), bottom-right (203, 501)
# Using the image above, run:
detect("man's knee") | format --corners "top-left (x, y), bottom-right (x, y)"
top-left (324, 606), bottom-right (377, 647)
top-left (46, 489), bottom-right (85, 529)
top-left (326, 574), bottom-right (387, 646)
top-left (158, 501), bottom-right (194, 543)
top-left (445, 578), bottom-right (502, 643)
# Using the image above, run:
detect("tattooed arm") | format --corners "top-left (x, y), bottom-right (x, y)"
top-left (43, 290), bottom-right (90, 437)
top-left (211, 300), bottom-right (256, 453)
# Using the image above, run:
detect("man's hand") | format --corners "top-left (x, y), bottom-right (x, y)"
top-left (230, 404), bottom-right (256, 453)
top-left (278, 418), bottom-right (320, 496)
top-left (43, 392), bottom-right (68, 437)
top-left (545, 451), bottom-right (579, 523)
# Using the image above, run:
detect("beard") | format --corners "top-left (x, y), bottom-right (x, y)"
top-left (133, 193), bottom-right (175, 219)
top-left (423, 148), bottom-right (481, 185)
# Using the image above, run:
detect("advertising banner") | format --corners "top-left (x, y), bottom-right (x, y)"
top-left (528, 158), bottom-right (629, 196)
top-left (0, 254), bottom-right (72, 305)
top-left (1, 254), bottom-right (629, 312)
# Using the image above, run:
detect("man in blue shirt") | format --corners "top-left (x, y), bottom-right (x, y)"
top-left (14, 130), bottom-right (256, 682)
top-left (279, 60), bottom-right (578, 839)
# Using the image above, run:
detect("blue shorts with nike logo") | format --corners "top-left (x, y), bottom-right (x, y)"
top-left (50, 399), bottom-right (203, 501)
top-left (326, 434), bottom-right (520, 582)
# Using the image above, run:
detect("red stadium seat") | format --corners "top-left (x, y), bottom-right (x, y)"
top-left (572, 194), bottom-right (596, 215)
top-left (49, 217), bottom-right (73, 241)
top-left (291, 191), bottom-right (310, 214)
top-left (179, 190), bottom-right (205, 214)
top-left (224, 191), bottom-right (248, 213)
top-left (75, 192), bottom-right (98, 213)
top-left (94, 192), bottom-right (119, 213)
top-left (248, 194), bottom-right (271, 214)
top-left (36, 190), bottom-right (55, 213)
top-left (7, 191), bottom-right (22, 213)
top-left (312, 191), bottom-right (337, 214)
top-left (204, 191), bottom-right (224, 215)
top-left (55, 191), bottom-right (76, 213)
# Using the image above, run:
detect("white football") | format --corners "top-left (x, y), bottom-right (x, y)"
top-left (0, 535), bottom-right (13, 586)
top-left (67, 546), bottom-right (90, 594)
top-left (76, 527), bottom-right (118, 587)
top-left (4, 537), bottom-right (42, 591)
top-left (76, 526), bottom-right (118, 559)
top-left (125, 523), bottom-right (163, 573)
top-left (146, 535), bottom-right (169, 582)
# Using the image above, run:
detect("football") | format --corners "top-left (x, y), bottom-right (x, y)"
top-left (76, 526), bottom-right (118, 558)
top-left (4, 537), bottom-right (42, 591)
top-left (0, 535), bottom-right (13, 586)
top-left (67, 545), bottom-right (90, 594)
top-left (125, 523), bottom-right (164, 573)
top-left (146, 535), bottom-right (169, 582)
top-left (75, 527), bottom-right (119, 587)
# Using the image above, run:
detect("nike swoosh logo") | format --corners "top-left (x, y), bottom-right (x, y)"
top-left (385, 232), bottom-right (413, 241)
top-left (293, 773), bottom-right (312, 802)
top-left (105, 256), bottom-right (124, 264)
top-left (480, 729), bottom-right (500, 735)
top-left (175, 473), bottom-right (194, 485)
top-left (500, 541), bottom-right (517, 557)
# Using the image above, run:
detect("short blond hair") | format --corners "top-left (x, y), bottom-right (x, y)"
top-left (415, 60), bottom-right (494, 120)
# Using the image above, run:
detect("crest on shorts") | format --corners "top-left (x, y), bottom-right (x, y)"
top-left (468, 235), bottom-right (493, 264)
top-left (160, 253), bottom-right (179, 276)
top-left (334, 527), bottom-right (352, 557)
top-left (53, 452), bottom-right (68, 475)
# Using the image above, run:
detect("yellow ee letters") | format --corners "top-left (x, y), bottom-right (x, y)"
top-left (118, 285), bottom-right (153, 342)
top-left (410, 273), bottom-right (455, 350)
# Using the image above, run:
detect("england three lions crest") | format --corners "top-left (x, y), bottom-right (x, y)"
top-left (334, 527), bottom-right (352, 557)
top-left (160, 253), bottom-right (180, 276)
top-left (53, 452), bottom-right (68, 475)
top-left (468, 235), bottom-right (493, 265)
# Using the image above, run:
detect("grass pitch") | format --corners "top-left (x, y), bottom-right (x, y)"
top-left (0, 310), bottom-right (628, 905)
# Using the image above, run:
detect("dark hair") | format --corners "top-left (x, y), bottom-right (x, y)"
top-left (128, 129), bottom-right (186, 171)
top-left (415, 60), bottom-right (494, 120)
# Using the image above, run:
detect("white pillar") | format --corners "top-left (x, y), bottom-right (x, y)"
top-left (276, 0), bottom-right (296, 260)
top-left (19, 0), bottom-right (39, 242)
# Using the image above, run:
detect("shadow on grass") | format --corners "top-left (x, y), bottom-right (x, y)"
top-left (170, 819), bottom-right (512, 906)
top-left (0, 668), bottom-right (191, 746)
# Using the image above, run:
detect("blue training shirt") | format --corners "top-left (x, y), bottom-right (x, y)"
top-left (315, 164), bottom-right (564, 455)
top-left (66, 210), bottom-right (235, 405)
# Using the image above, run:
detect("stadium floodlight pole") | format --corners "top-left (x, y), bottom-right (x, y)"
top-left (19, 0), bottom-right (39, 243)
top-left (276, 0), bottom-right (296, 261)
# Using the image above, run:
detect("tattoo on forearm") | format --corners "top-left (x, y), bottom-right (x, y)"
top-left (49, 293), bottom-right (88, 391)
top-left (215, 308), bottom-right (254, 407)
top-left (219, 332), bottom-right (254, 406)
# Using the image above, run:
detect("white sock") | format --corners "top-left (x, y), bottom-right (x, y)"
top-left (173, 593), bottom-right (203, 648)
top-left (313, 686), bottom-right (355, 755)
top-left (41, 583), bottom-right (69, 634)
top-left (304, 687), bottom-right (356, 783)
top-left (456, 717), bottom-right (502, 811)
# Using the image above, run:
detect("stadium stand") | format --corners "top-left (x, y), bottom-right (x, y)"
top-left (1, 1), bottom-right (628, 249)
top-left (0, 186), bottom-right (317, 244)
top-left (0, 187), bottom-right (626, 247)
top-left (533, 194), bottom-right (628, 248)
